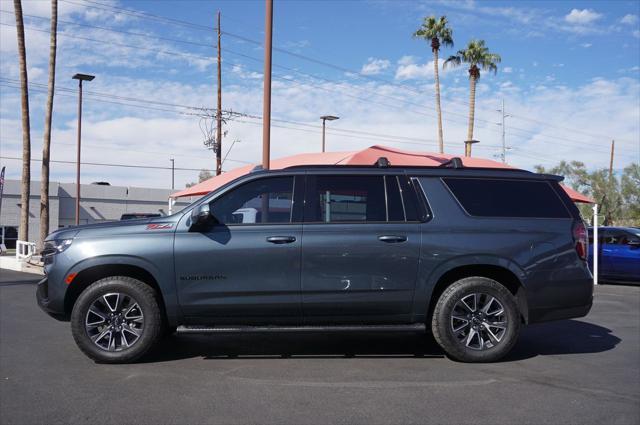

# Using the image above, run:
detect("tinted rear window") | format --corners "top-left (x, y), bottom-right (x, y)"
top-left (443, 178), bottom-right (570, 218)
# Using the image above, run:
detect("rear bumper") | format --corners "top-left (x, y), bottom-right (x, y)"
top-left (36, 277), bottom-right (69, 321)
top-left (528, 299), bottom-right (592, 323)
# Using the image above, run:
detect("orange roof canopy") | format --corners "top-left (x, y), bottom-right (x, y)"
top-left (170, 145), bottom-right (594, 204)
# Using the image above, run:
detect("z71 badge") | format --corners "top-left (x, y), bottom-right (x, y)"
top-left (146, 223), bottom-right (174, 230)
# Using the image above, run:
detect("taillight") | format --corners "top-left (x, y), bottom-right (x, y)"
top-left (573, 221), bottom-right (588, 261)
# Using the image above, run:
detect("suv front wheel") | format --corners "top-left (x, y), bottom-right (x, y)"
top-left (431, 277), bottom-right (521, 362)
top-left (70, 276), bottom-right (163, 363)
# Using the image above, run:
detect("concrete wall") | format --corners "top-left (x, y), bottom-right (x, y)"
top-left (1, 179), bottom-right (192, 245)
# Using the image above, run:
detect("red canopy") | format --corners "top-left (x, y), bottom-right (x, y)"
top-left (170, 145), bottom-right (594, 204)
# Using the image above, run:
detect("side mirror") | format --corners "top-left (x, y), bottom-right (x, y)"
top-left (628, 240), bottom-right (640, 249)
top-left (190, 203), bottom-right (212, 227)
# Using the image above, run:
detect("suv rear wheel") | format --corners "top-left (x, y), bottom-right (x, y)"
top-left (431, 277), bottom-right (521, 362)
top-left (70, 276), bottom-right (162, 363)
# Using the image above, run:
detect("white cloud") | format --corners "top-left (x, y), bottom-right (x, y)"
top-left (580, 43), bottom-right (592, 48)
top-left (360, 58), bottom-right (390, 75)
top-left (394, 56), bottom-right (456, 80)
top-left (633, 30), bottom-right (640, 39)
top-left (231, 64), bottom-right (262, 80)
top-left (503, 67), bottom-right (513, 73)
top-left (565, 9), bottom-right (602, 25)
top-left (620, 14), bottom-right (639, 25)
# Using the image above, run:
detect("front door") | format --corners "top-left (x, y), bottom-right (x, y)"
top-left (301, 174), bottom-right (422, 324)
top-left (174, 175), bottom-right (303, 325)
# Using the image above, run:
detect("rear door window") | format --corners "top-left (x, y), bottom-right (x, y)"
top-left (304, 175), bottom-right (386, 223)
top-left (442, 178), bottom-right (570, 218)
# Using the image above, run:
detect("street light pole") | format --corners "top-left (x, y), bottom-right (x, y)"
top-left (320, 115), bottom-right (339, 153)
top-left (72, 73), bottom-right (94, 226)
top-left (170, 158), bottom-right (175, 190)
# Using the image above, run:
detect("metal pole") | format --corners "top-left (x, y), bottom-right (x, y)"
top-left (593, 204), bottom-right (598, 286)
top-left (262, 0), bottom-right (273, 170)
top-left (609, 140), bottom-right (615, 179)
top-left (75, 79), bottom-right (83, 226)
top-left (501, 98), bottom-right (506, 163)
top-left (170, 158), bottom-right (175, 190)
top-left (215, 11), bottom-right (222, 176)
top-left (322, 118), bottom-right (326, 153)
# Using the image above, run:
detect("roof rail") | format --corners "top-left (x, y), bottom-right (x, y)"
top-left (439, 157), bottom-right (464, 169)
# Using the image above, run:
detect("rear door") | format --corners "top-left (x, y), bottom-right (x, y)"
top-left (602, 230), bottom-right (640, 281)
top-left (300, 173), bottom-right (422, 324)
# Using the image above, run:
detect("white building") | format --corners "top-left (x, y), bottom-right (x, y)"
top-left (0, 179), bottom-right (195, 247)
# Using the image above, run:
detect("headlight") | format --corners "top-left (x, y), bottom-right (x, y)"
top-left (42, 239), bottom-right (73, 256)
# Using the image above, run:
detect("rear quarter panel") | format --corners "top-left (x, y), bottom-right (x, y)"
top-left (412, 177), bottom-right (592, 322)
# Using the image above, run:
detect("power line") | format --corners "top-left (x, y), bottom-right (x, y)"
top-left (60, 0), bottom-right (216, 32)
top-left (0, 10), bottom-right (216, 48)
top-left (1, 28), bottom-right (632, 155)
top-left (0, 155), bottom-right (217, 172)
top-left (57, 0), bottom-right (635, 146)
top-left (4, 22), bottom-right (632, 153)
top-left (0, 22), bottom-right (215, 63)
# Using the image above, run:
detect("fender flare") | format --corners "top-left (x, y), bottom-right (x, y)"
top-left (64, 254), bottom-right (181, 325)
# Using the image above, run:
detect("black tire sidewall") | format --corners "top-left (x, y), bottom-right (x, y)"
top-left (70, 277), bottom-right (162, 363)
top-left (432, 277), bottom-right (521, 362)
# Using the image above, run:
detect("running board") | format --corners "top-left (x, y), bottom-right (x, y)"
top-left (177, 324), bottom-right (426, 334)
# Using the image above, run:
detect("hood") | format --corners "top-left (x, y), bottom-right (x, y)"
top-left (45, 216), bottom-right (179, 241)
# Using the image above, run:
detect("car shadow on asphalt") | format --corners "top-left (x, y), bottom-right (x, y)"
top-left (503, 320), bottom-right (621, 362)
top-left (142, 319), bottom-right (620, 363)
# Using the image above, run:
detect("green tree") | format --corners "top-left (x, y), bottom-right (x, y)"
top-left (185, 169), bottom-right (213, 188)
top-left (621, 163), bottom-right (640, 224)
top-left (535, 161), bottom-right (639, 226)
top-left (444, 40), bottom-right (500, 157)
top-left (414, 15), bottom-right (453, 154)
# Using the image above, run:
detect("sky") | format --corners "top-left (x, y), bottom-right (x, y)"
top-left (1, 0), bottom-right (639, 190)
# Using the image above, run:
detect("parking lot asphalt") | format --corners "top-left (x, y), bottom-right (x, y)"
top-left (1, 269), bottom-right (638, 425)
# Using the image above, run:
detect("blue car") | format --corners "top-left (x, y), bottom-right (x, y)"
top-left (588, 227), bottom-right (640, 284)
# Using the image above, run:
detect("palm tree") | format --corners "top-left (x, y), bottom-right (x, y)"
top-left (414, 16), bottom-right (453, 154)
top-left (13, 0), bottom-right (31, 242)
top-left (444, 39), bottom-right (500, 157)
top-left (39, 0), bottom-right (58, 251)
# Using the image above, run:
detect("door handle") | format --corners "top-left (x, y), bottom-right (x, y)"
top-left (266, 236), bottom-right (297, 244)
top-left (378, 235), bottom-right (407, 243)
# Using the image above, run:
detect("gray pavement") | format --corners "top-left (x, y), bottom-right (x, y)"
top-left (1, 270), bottom-right (638, 424)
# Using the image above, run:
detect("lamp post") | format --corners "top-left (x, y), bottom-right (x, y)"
top-left (72, 73), bottom-right (94, 226)
top-left (320, 115), bottom-right (339, 153)
top-left (170, 158), bottom-right (175, 190)
top-left (464, 139), bottom-right (479, 157)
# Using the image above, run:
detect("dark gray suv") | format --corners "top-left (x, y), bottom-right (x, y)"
top-left (37, 164), bottom-right (593, 363)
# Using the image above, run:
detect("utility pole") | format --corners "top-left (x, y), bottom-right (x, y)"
top-left (170, 158), bottom-right (175, 190)
top-left (497, 98), bottom-right (511, 163)
top-left (215, 11), bottom-right (222, 176)
top-left (609, 140), bottom-right (615, 180)
top-left (262, 0), bottom-right (273, 170)
top-left (72, 73), bottom-right (94, 226)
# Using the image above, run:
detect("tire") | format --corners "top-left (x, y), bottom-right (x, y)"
top-left (70, 276), bottom-right (163, 363)
top-left (431, 277), bottom-right (521, 363)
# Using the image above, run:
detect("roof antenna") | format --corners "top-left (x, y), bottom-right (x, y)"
top-left (440, 157), bottom-right (464, 169)
top-left (376, 157), bottom-right (390, 168)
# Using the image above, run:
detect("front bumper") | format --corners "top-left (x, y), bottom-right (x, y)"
top-left (36, 276), bottom-right (69, 321)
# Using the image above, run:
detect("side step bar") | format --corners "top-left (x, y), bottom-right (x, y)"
top-left (177, 324), bottom-right (426, 334)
